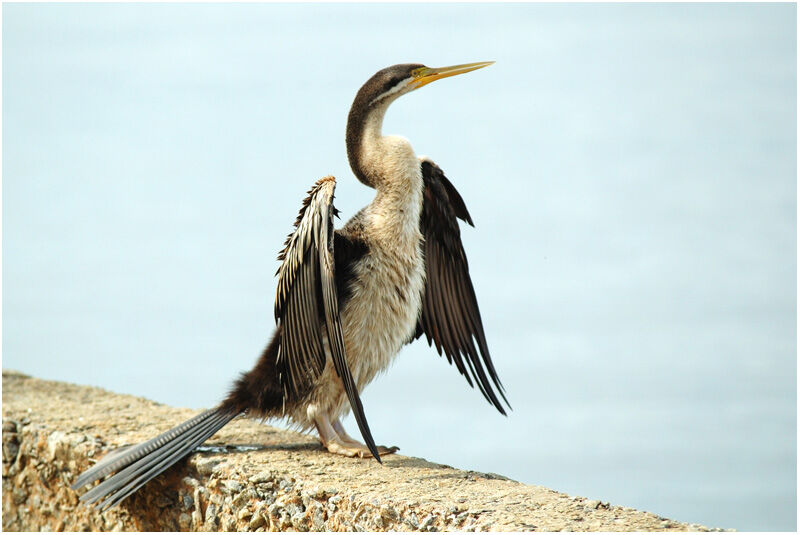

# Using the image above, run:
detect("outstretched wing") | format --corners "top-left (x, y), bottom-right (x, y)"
top-left (414, 158), bottom-right (510, 415)
top-left (274, 176), bottom-right (381, 461)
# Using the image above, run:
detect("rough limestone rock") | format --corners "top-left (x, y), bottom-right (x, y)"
top-left (2, 370), bottom-right (728, 531)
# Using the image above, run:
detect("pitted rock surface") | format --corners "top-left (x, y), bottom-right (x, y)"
top-left (2, 371), bottom-right (729, 531)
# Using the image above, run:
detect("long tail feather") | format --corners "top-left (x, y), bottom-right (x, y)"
top-left (73, 409), bottom-right (218, 490)
top-left (72, 407), bottom-right (237, 510)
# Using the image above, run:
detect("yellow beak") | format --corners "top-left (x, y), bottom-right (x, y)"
top-left (410, 61), bottom-right (494, 89)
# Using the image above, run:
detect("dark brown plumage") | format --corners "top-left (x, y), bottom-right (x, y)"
top-left (414, 159), bottom-right (508, 413)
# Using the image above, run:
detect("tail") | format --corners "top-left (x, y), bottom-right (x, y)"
top-left (71, 406), bottom-right (238, 511)
top-left (72, 333), bottom-right (284, 510)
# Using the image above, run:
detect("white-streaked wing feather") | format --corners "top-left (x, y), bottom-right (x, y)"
top-left (274, 176), bottom-right (381, 461)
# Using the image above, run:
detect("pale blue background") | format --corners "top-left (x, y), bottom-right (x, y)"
top-left (3, 3), bottom-right (796, 531)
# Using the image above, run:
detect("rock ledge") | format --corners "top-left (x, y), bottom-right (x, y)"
top-left (2, 370), bottom-right (727, 531)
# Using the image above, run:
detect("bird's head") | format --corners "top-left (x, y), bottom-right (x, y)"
top-left (346, 62), bottom-right (494, 188)
top-left (355, 61), bottom-right (495, 109)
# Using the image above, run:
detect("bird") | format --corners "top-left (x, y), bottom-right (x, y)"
top-left (71, 61), bottom-right (509, 511)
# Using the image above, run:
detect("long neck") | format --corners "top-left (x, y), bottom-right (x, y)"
top-left (346, 98), bottom-right (423, 241)
top-left (346, 97), bottom-right (389, 188)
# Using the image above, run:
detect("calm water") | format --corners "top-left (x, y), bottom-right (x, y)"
top-left (3, 4), bottom-right (795, 531)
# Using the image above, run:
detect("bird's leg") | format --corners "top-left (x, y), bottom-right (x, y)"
top-left (330, 418), bottom-right (362, 446)
top-left (308, 405), bottom-right (398, 458)
top-left (331, 418), bottom-right (399, 455)
top-left (311, 410), bottom-right (373, 458)
top-left (312, 413), bottom-right (360, 457)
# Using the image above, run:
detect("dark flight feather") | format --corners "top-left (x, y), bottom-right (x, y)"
top-left (274, 176), bottom-right (381, 462)
top-left (414, 158), bottom-right (510, 415)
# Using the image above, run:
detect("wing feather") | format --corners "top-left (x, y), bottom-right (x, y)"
top-left (415, 159), bottom-right (510, 414)
top-left (274, 176), bottom-right (381, 461)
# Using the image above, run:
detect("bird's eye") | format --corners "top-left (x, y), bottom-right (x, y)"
top-left (410, 67), bottom-right (425, 79)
